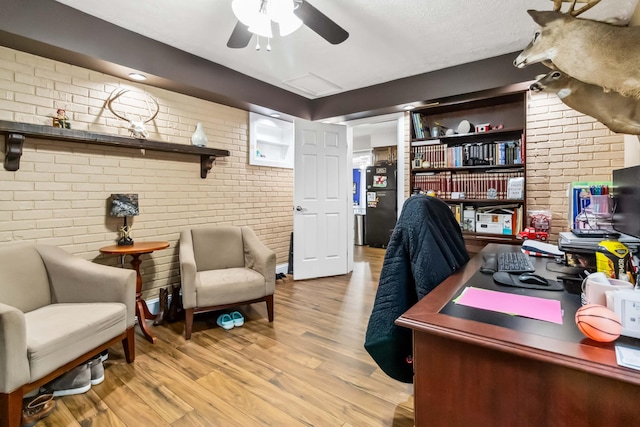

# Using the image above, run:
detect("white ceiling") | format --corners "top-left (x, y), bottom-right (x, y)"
top-left (53, 0), bottom-right (638, 100)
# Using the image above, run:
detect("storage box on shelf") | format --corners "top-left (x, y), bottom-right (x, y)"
top-left (410, 88), bottom-right (528, 253)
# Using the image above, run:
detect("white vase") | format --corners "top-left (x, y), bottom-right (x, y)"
top-left (191, 123), bottom-right (208, 147)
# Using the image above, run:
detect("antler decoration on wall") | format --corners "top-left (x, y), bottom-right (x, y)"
top-left (105, 88), bottom-right (160, 139)
top-left (551, 0), bottom-right (601, 15)
top-left (514, 0), bottom-right (640, 135)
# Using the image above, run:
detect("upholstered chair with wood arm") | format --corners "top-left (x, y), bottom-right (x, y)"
top-left (0, 244), bottom-right (136, 427)
top-left (179, 226), bottom-right (276, 339)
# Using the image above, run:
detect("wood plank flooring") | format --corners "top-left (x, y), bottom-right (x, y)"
top-left (40, 246), bottom-right (414, 426)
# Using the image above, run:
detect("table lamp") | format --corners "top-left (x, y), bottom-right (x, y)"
top-left (110, 194), bottom-right (139, 246)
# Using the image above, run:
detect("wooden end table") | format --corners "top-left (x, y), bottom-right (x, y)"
top-left (99, 241), bottom-right (170, 344)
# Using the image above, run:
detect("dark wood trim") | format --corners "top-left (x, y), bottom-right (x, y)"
top-left (0, 120), bottom-right (230, 177)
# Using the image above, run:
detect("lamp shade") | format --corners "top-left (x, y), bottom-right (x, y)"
top-left (110, 194), bottom-right (139, 217)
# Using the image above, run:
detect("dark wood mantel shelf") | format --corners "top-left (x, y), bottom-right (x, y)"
top-left (0, 120), bottom-right (231, 178)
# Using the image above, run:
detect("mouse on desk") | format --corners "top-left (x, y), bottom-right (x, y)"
top-left (517, 273), bottom-right (549, 286)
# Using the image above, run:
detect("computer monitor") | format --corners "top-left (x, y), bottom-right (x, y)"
top-left (612, 165), bottom-right (640, 239)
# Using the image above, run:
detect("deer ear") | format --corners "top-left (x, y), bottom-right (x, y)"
top-left (527, 10), bottom-right (566, 26)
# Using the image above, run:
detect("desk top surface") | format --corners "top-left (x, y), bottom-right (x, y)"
top-left (99, 241), bottom-right (170, 255)
top-left (396, 243), bottom-right (640, 386)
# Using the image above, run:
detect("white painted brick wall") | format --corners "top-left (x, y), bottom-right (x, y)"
top-left (0, 47), bottom-right (293, 300)
top-left (526, 92), bottom-right (624, 241)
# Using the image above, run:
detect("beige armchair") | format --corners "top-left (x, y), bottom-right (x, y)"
top-left (0, 244), bottom-right (136, 427)
top-left (179, 226), bottom-right (276, 339)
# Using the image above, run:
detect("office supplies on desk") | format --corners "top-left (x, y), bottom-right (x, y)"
top-left (615, 344), bottom-right (640, 371)
top-left (520, 240), bottom-right (564, 258)
top-left (497, 251), bottom-right (535, 273)
top-left (493, 271), bottom-right (564, 291)
top-left (559, 231), bottom-right (640, 253)
top-left (454, 286), bottom-right (563, 324)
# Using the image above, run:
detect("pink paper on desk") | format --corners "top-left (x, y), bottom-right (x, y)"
top-left (455, 286), bottom-right (563, 324)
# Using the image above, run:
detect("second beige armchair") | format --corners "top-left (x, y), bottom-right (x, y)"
top-left (179, 226), bottom-right (276, 339)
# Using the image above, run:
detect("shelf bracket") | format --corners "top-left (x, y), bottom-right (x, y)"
top-left (4, 132), bottom-right (25, 171)
top-left (200, 155), bottom-right (216, 179)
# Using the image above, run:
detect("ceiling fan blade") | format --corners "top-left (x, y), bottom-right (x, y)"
top-left (294, 1), bottom-right (349, 45)
top-left (227, 21), bottom-right (253, 48)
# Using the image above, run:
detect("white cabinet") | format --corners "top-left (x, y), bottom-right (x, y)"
top-left (249, 112), bottom-right (294, 168)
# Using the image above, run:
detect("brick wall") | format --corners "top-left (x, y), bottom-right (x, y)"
top-left (0, 47), bottom-right (293, 300)
top-left (526, 91), bottom-right (625, 241)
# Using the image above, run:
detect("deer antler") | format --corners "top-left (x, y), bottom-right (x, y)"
top-left (552, 0), bottom-right (602, 16)
top-left (105, 88), bottom-right (160, 139)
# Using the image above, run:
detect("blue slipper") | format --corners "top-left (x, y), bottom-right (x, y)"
top-left (230, 311), bottom-right (244, 327)
top-left (216, 313), bottom-right (234, 330)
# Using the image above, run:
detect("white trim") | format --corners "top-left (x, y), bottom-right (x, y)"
top-left (345, 112), bottom-right (405, 217)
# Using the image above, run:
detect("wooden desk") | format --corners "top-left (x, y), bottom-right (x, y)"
top-left (396, 243), bottom-right (640, 427)
top-left (100, 241), bottom-right (170, 344)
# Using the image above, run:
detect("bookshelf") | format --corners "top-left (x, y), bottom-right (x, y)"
top-left (409, 88), bottom-right (527, 253)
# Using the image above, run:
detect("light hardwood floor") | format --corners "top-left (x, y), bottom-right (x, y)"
top-left (40, 246), bottom-right (414, 426)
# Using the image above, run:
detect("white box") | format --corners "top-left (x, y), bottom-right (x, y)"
top-left (476, 213), bottom-right (513, 235)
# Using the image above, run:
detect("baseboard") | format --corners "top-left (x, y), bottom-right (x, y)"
top-left (145, 295), bottom-right (168, 316)
top-left (276, 263), bottom-right (288, 275)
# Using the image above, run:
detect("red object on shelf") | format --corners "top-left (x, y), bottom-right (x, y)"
top-left (517, 227), bottom-right (548, 241)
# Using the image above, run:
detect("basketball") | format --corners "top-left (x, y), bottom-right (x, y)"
top-left (575, 304), bottom-right (622, 343)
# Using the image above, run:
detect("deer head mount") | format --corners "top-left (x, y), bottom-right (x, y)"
top-left (105, 88), bottom-right (160, 139)
top-left (514, 1), bottom-right (640, 100)
top-left (513, 1), bottom-right (640, 99)
top-left (530, 70), bottom-right (640, 135)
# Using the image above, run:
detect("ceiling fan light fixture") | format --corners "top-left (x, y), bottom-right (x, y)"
top-left (232, 0), bottom-right (261, 26)
top-left (278, 14), bottom-right (302, 36)
top-left (268, 0), bottom-right (302, 36)
top-left (248, 12), bottom-right (273, 38)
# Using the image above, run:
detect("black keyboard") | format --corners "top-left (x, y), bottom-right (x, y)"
top-left (497, 252), bottom-right (535, 273)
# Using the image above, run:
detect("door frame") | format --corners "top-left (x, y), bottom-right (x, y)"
top-left (346, 113), bottom-right (405, 264)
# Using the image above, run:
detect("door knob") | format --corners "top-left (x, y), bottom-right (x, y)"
top-left (295, 206), bottom-right (304, 211)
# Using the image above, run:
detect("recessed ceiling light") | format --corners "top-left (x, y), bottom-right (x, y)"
top-left (403, 105), bottom-right (414, 110)
top-left (128, 73), bottom-right (147, 81)
top-left (270, 113), bottom-right (281, 118)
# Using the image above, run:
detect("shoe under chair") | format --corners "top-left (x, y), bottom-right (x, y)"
top-left (22, 393), bottom-right (56, 427)
top-left (41, 355), bottom-right (104, 397)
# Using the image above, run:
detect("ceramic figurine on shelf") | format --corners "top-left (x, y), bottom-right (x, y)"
top-left (53, 108), bottom-right (71, 129)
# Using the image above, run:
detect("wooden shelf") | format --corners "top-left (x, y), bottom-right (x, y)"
top-left (412, 164), bottom-right (524, 173)
top-left (0, 120), bottom-right (230, 178)
top-left (411, 127), bottom-right (523, 145)
top-left (440, 198), bottom-right (524, 204)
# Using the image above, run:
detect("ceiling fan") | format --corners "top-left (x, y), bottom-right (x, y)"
top-left (227, 0), bottom-right (349, 49)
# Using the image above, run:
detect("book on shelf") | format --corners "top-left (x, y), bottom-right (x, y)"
top-left (414, 170), bottom-right (524, 200)
top-left (412, 138), bottom-right (522, 168)
top-left (507, 176), bottom-right (525, 199)
top-left (411, 112), bottom-right (429, 139)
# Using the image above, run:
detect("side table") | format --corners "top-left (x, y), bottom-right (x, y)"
top-left (99, 241), bottom-right (170, 344)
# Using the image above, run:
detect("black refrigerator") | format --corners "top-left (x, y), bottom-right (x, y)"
top-left (365, 164), bottom-right (397, 248)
